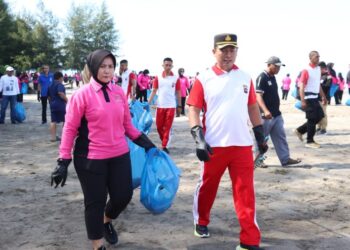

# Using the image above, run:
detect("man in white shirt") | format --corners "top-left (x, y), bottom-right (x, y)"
top-left (0, 66), bottom-right (20, 124)
top-left (148, 57), bottom-right (182, 154)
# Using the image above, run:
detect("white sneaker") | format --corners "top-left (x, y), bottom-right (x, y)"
top-left (294, 129), bottom-right (303, 142)
top-left (305, 142), bottom-right (321, 148)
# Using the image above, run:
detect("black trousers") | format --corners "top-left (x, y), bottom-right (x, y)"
top-left (74, 153), bottom-right (133, 240)
top-left (181, 97), bottom-right (186, 114)
top-left (136, 89), bottom-right (148, 102)
top-left (40, 96), bottom-right (48, 123)
top-left (282, 90), bottom-right (289, 100)
top-left (296, 99), bottom-right (324, 143)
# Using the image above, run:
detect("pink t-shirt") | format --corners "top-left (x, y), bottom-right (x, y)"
top-left (338, 78), bottom-right (345, 91)
top-left (59, 78), bottom-right (141, 159)
top-left (179, 76), bottom-right (190, 97)
top-left (282, 76), bottom-right (291, 90)
top-left (137, 74), bottom-right (150, 91)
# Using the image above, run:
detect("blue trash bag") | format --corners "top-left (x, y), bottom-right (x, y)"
top-left (346, 98), bottom-right (350, 106)
top-left (138, 110), bottom-right (153, 134)
top-left (21, 83), bottom-right (28, 94)
top-left (140, 148), bottom-right (181, 214)
top-left (127, 138), bottom-right (146, 189)
top-left (129, 100), bottom-right (144, 121)
top-left (294, 100), bottom-right (303, 111)
top-left (15, 103), bottom-right (26, 122)
top-left (329, 84), bottom-right (339, 97)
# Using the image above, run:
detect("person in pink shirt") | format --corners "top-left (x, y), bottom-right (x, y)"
top-left (337, 72), bottom-right (345, 103)
top-left (136, 69), bottom-right (150, 102)
top-left (74, 72), bottom-right (81, 87)
top-left (178, 68), bottom-right (190, 115)
top-left (50, 49), bottom-right (156, 250)
top-left (281, 73), bottom-right (291, 100)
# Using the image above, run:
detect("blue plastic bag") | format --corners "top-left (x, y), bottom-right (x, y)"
top-left (15, 103), bottom-right (26, 122)
top-left (21, 83), bottom-right (28, 94)
top-left (129, 100), bottom-right (153, 133)
top-left (294, 100), bottom-right (303, 111)
top-left (128, 138), bottom-right (146, 189)
top-left (129, 100), bottom-right (144, 124)
top-left (138, 110), bottom-right (153, 134)
top-left (329, 84), bottom-right (339, 97)
top-left (140, 148), bottom-right (181, 214)
top-left (346, 98), bottom-right (350, 106)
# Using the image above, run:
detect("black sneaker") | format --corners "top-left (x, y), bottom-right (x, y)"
top-left (162, 147), bottom-right (170, 154)
top-left (97, 245), bottom-right (107, 250)
top-left (103, 222), bottom-right (118, 245)
top-left (236, 243), bottom-right (265, 250)
top-left (194, 224), bottom-right (210, 238)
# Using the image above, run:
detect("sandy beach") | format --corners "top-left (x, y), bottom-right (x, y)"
top-left (1, 88), bottom-right (350, 250)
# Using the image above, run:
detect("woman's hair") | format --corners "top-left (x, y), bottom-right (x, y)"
top-left (82, 64), bottom-right (91, 84)
top-left (338, 72), bottom-right (343, 81)
top-left (143, 69), bottom-right (149, 75)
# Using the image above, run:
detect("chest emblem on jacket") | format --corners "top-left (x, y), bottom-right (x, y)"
top-left (243, 84), bottom-right (248, 94)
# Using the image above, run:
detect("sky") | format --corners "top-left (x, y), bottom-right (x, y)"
top-left (6, 0), bottom-right (350, 82)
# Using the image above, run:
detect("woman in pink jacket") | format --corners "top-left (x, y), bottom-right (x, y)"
top-left (136, 69), bottom-right (150, 102)
top-left (50, 49), bottom-right (156, 250)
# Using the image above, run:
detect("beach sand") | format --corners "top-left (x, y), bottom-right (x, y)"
top-left (1, 89), bottom-right (350, 250)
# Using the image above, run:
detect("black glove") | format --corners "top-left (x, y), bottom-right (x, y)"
top-left (191, 125), bottom-right (213, 162)
top-left (253, 125), bottom-right (268, 154)
top-left (37, 91), bottom-right (41, 102)
top-left (51, 159), bottom-right (71, 188)
top-left (132, 133), bottom-right (156, 152)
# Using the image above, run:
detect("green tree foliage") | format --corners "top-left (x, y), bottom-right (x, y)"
top-left (90, 1), bottom-right (119, 52)
top-left (1, 0), bottom-right (119, 72)
top-left (30, 0), bottom-right (61, 69)
top-left (0, 0), bottom-right (16, 66)
top-left (63, 1), bottom-right (119, 70)
top-left (63, 5), bottom-right (94, 70)
top-left (11, 15), bottom-right (35, 71)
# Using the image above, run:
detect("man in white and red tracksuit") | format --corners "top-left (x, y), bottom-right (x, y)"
top-left (148, 57), bottom-right (182, 154)
top-left (187, 33), bottom-right (268, 250)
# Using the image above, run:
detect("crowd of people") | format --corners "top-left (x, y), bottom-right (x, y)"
top-left (1, 33), bottom-right (350, 250)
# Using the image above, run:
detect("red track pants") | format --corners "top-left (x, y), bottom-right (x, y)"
top-left (155, 108), bottom-right (175, 148)
top-left (193, 146), bottom-right (261, 245)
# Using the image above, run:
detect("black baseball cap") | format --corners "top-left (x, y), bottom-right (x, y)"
top-left (266, 56), bottom-right (285, 66)
top-left (214, 33), bottom-right (238, 49)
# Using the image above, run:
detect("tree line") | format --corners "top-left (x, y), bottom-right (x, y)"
top-left (0, 0), bottom-right (119, 74)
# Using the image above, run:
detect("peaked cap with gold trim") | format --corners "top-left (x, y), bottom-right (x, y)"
top-left (214, 33), bottom-right (238, 49)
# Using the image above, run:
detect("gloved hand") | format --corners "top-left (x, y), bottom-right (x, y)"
top-left (132, 133), bottom-right (156, 152)
top-left (51, 159), bottom-right (71, 188)
top-left (253, 125), bottom-right (268, 154)
top-left (190, 125), bottom-right (213, 162)
top-left (37, 91), bottom-right (41, 102)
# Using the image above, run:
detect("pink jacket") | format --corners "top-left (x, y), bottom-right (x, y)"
top-left (282, 76), bottom-right (291, 90)
top-left (137, 74), bottom-right (150, 91)
top-left (59, 78), bottom-right (141, 159)
top-left (179, 76), bottom-right (190, 97)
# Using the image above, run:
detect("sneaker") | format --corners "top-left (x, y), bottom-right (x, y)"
top-left (162, 147), bottom-right (170, 154)
top-left (194, 224), bottom-right (210, 238)
top-left (282, 158), bottom-right (301, 166)
top-left (97, 245), bottom-right (107, 250)
top-left (236, 243), bottom-right (265, 250)
top-left (294, 129), bottom-right (303, 142)
top-left (319, 129), bottom-right (327, 135)
top-left (103, 222), bottom-right (118, 245)
top-left (305, 142), bottom-right (321, 148)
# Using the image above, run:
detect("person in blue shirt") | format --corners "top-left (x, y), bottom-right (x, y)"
top-left (38, 64), bottom-right (53, 124)
top-left (48, 72), bottom-right (67, 142)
